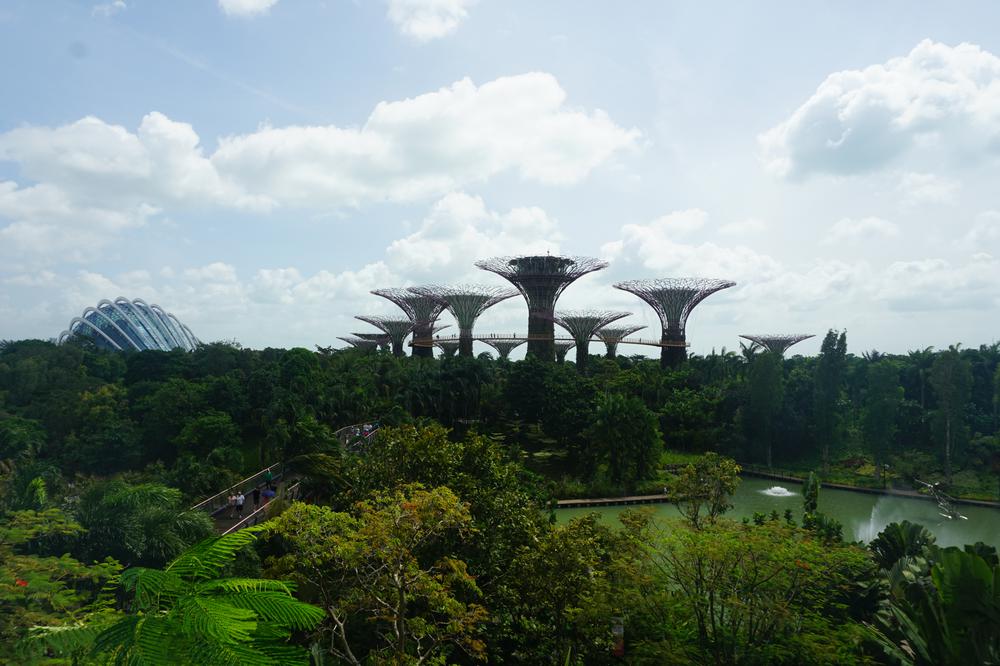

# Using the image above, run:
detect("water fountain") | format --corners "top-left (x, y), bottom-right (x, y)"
top-left (760, 486), bottom-right (796, 497)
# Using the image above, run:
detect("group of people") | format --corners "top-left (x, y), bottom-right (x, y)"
top-left (226, 469), bottom-right (278, 520)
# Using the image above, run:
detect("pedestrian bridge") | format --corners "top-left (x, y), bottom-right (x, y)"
top-left (188, 421), bottom-right (381, 534)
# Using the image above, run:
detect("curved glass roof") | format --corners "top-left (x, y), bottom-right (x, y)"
top-left (58, 297), bottom-right (200, 352)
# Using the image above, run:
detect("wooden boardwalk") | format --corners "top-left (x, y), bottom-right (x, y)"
top-left (556, 493), bottom-right (670, 508)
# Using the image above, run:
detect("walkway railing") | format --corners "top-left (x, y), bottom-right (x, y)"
top-left (412, 333), bottom-right (689, 348)
top-left (221, 481), bottom-right (302, 535)
top-left (189, 462), bottom-right (283, 517)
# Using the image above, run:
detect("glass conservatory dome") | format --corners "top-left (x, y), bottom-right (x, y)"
top-left (57, 297), bottom-right (200, 352)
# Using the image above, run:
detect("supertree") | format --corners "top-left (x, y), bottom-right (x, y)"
top-left (552, 310), bottom-right (630, 368)
top-left (352, 332), bottom-right (391, 353)
top-left (355, 316), bottom-right (414, 357)
top-left (480, 338), bottom-right (526, 361)
top-left (596, 323), bottom-right (647, 359)
top-left (739, 334), bottom-right (814, 356)
top-left (475, 255), bottom-right (608, 361)
top-left (372, 288), bottom-right (448, 359)
top-left (409, 285), bottom-right (517, 357)
top-left (614, 278), bottom-right (735, 368)
top-left (433, 339), bottom-right (462, 358)
top-left (337, 336), bottom-right (379, 352)
top-left (553, 340), bottom-right (575, 363)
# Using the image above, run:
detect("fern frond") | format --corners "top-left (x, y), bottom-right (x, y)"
top-left (254, 642), bottom-right (312, 665)
top-left (175, 595), bottom-right (258, 643)
top-left (197, 577), bottom-right (295, 596)
top-left (121, 567), bottom-right (185, 609)
top-left (166, 527), bottom-right (264, 580)
top-left (190, 640), bottom-right (278, 666)
top-left (27, 622), bottom-right (108, 657)
top-left (93, 615), bottom-right (141, 658)
top-left (223, 592), bottom-right (326, 630)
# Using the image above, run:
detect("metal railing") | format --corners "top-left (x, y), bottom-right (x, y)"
top-left (189, 462), bottom-right (284, 516)
top-left (221, 481), bottom-right (302, 535)
top-left (412, 333), bottom-right (689, 348)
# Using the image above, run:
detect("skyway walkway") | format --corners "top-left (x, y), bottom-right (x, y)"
top-left (189, 420), bottom-right (382, 534)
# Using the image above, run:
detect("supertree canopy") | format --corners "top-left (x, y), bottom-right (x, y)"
top-left (480, 337), bottom-right (526, 361)
top-left (372, 288), bottom-right (448, 359)
top-left (355, 316), bottom-right (414, 357)
top-left (409, 285), bottom-right (517, 357)
top-left (614, 277), bottom-right (735, 368)
top-left (353, 332), bottom-right (391, 352)
top-left (596, 323), bottom-right (647, 359)
top-left (475, 254), bottom-right (608, 361)
top-left (553, 340), bottom-right (575, 363)
top-left (337, 336), bottom-right (379, 351)
top-left (739, 334), bottom-right (814, 356)
top-left (433, 339), bottom-right (461, 358)
top-left (553, 310), bottom-right (630, 368)
top-left (58, 297), bottom-right (199, 352)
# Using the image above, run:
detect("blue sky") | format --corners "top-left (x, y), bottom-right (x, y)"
top-left (2, 0), bottom-right (1000, 356)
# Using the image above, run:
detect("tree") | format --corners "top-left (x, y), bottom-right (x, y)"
top-left (588, 393), bottom-right (662, 492)
top-left (265, 486), bottom-right (487, 664)
top-left (0, 509), bottom-right (120, 664)
top-left (667, 453), bottom-right (741, 529)
top-left (37, 527), bottom-right (325, 665)
top-left (862, 360), bottom-right (903, 478)
top-left (74, 480), bottom-right (214, 568)
top-left (649, 520), bottom-right (875, 664)
top-left (814, 330), bottom-right (848, 471)
top-left (869, 541), bottom-right (1000, 665)
top-left (929, 347), bottom-right (972, 484)
top-left (745, 350), bottom-right (784, 467)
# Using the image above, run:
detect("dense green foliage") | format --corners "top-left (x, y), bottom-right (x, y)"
top-left (1, 335), bottom-right (999, 663)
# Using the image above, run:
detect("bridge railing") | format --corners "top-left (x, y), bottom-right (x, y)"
top-left (221, 480), bottom-right (302, 535)
top-left (189, 462), bottom-right (283, 517)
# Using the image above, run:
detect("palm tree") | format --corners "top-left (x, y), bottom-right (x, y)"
top-left (37, 527), bottom-right (324, 664)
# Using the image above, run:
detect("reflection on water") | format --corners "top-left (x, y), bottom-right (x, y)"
top-left (558, 477), bottom-right (1000, 548)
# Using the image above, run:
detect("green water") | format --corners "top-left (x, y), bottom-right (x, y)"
top-left (557, 477), bottom-right (1000, 549)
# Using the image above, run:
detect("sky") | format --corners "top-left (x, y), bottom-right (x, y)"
top-left (2, 0), bottom-right (1000, 358)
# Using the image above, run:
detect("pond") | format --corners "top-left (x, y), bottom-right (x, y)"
top-left (557, 477), bottom-right (1000, 549)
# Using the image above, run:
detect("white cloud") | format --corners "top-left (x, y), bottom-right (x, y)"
top-left (873, 253), bottom-right (1000, 311)
top-left (0, 181), bottom-right (158, 262)
top-left (386, 0), bottom-right (475, 42)
top-left (0, 74), bottom-right (634, 266)
top-left (824, 216), bottom-right (899, 244)
top-left (958, 210), bottom-right (1000, 249)
top-left (897, 172), bottom-right (959, 206)
top-left (719, 217), bottom-right (768, 236)
top-left (212, 73), bottom-right (639, 205)
top-left (760, 40), bottom-right (1000, 178)
top-left (92, 1), bottom-right (126, 17)
top-left (218, 0), bottom-right (279, 17)
top-left (386, 191), bottom-right (562, 280)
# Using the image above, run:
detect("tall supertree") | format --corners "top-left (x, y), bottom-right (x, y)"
top-left (614, 278), bottom-right (735, 368)
top-left (739, 334), bottom-right (814, 356)
top-left (355, 316), bottom-right (413, 357)
top-left (434, 339), bottom-right (461, 358)
top-left (475, 255), bottom-right (608, 361)
top-left (553, 340), bottom-right (575, 363)
top-left (480, 338), bottom-right (526, 361)
top-left (553, 310), bottom-right (630, 368)
top-left (596, 323), bottom-right (647, 359)
top-left (372, 288), bottom-right (448, 359)
top-left (337, 336), bottom-right (379, 352)
top-left (409, 285), bottom-right (517, 357)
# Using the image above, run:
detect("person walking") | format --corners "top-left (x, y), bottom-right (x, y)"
top-left (264, 468), bottom-right (274, 490)
top-left (252, 486), bottom-right (261, 511)
top-left (227, 491), bottom-right (237, 518)
top-left (236, 492), bottom-right (245, 518)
